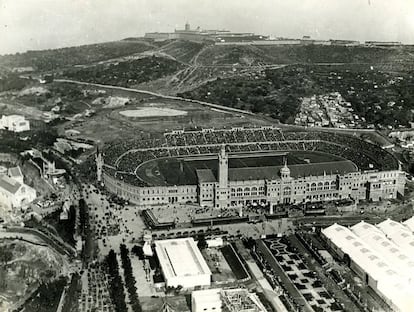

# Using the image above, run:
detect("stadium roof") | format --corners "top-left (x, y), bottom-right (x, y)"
top-left (403, 216), bottom-right (414, 232)
top-left (154, 238), bottom-right (211, 280)
top-left (196, 169), bottom-right (217, 183)
top-left (228, 161), bottom-right (357, 181)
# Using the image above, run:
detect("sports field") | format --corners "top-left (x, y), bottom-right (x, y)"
top-left (135, 151), bottom-right (353, 186)
top-left (119, 107), bottom-right (187, 117)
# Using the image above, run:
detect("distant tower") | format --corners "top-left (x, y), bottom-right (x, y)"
top-left (96, 146), bottom-right (103, 184)
top-left (216, 144), bottom-right (229, 209)
top-left (185, 21), bottom-right (190, 31)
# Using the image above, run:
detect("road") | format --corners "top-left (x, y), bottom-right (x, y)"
top-left (54, 78), bottom-right (256, 117)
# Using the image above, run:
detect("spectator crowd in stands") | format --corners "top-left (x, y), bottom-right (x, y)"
top-left (102, 127), bottom-right (399, 187)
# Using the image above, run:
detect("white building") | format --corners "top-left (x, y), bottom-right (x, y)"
top-left (154, 238), bottom-right (211, 288)
top-left (403, 216), bottom-right (414, 232)
top-left (192, 288), bottom-right (267, 312)
top-left (0, 173), bottom-right (36, 212)
top-left (192, 288), bottom-right (222, 312)
top-left (322, 222), bottom-right (414, 312)
top-left (0, 115), bottom-right (30, 132)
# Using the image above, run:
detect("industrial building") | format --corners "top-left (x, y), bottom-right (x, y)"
top-left (154, 238), bottom-right (211, 288)
top-left (322, 221), bottom-right (414, 312)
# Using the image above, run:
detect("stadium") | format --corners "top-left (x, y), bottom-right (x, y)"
top-left (99, 127), bottom-right (405, 209)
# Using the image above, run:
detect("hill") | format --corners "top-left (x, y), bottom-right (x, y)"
top-left (179, 64), bottom-right (414, 126)
top-left (0, 40), bottom-right (154, 71)
top-left (63, 56), bottom-right (184, 87)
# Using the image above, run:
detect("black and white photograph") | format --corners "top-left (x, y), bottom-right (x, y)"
top-left (0, 1), bottom-right (414, 311)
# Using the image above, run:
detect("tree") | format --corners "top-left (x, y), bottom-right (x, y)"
top-left (197, 234), bottom-right (208, 250)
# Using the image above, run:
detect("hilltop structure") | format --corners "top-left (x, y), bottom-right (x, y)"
top-left (144, 22), bottom-right (266, 42)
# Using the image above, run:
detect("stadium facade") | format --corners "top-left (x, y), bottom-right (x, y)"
top-left (100, 127), bottom-right (406, 210)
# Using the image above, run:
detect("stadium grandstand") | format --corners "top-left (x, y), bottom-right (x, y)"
top-left (99, 127), bottom-right (405, 209)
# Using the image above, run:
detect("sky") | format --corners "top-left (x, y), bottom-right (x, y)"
top-left (1, 0), bottom-right (414, 55)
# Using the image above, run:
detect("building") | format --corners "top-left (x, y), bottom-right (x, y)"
top-left (0, 166), bottom-right (36, 212)
top-left (198, 145), bottom-right (404, 210)
top-left (145, 23), bottom-right (261, 43)
top-left (403, 216), bottom-right (414, 232)
top-left (322, 222), bottom-right (414, 312)
top-left (191, 288), bottom-right (267, 312)
top-left (192, 288), bottom-right (222, 312)
top-left (154, 238), bottom-right (211, 288)
top-left (102, 127), bottom-right (405, 210)
top-left (0, 115), bottom-right (30, 132)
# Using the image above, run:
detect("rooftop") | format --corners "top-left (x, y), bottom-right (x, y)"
top-left (154, 238), bottom-right (211, 280)
top-left (8, 166), bottom-right (23, 179)
top-left (0, 175), bottom-right (21, 194)
top-left (228, 160), bottom-right (357, 181)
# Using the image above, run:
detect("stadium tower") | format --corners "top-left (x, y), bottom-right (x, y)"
top-left (216, 144), bottom-right (229, 209)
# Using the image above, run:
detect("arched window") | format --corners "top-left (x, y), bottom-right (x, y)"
top-left (331, 181), bottom-right (336, 189)
top-left (251, 187), bottom-right (258, 196)
top-left (324, 181), bottom-right (330, 190)
top-left (244, 187), bottom-right (250, 196)
top-left (311, 183), bottom-right (316, 191)
top-left (318, 182), bottom-right (323, 191)
top-left (258, 186), bottom-right (265, 195)
top-left (236, 188), bottom-right (243, 197)
top-left (283, 187), bottom-right (291, 196)
top-left (231, 188), bottom-right (236, 196)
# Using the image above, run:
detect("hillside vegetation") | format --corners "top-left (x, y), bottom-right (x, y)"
top-left (63, 56), bottom-right (184, 87)
top-left (180, 64), bottom-right (414, 126)
top-left (197, 44), bottom-right (414, 65)
top-left (0, 41), bottom-right (153, 71)
top-left (158, 40), bottom-right (206, 63)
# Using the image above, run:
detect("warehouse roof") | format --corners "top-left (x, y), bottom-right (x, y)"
top-left (323, 222), bottom-right (414, 311)
top-left (403, 216), bottom-right (414, 232)
top-left (377, 219), bottom-right (414, 254)
top-left (351, 221), bottom-right (414, 281)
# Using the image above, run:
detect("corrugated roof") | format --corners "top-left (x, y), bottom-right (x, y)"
top-left (0, 175), bottom-right (21, 194)
top-left (351, 221), bottom-right (414, 281)
top-left (323, 222), bottom-right (414, 312)
top-left (403, 216), bottom-right (414, 232)
top-left (377, 219), bottom-right (414, 254)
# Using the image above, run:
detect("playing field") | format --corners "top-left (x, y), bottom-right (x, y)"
top-left (119, 107), bottom-right (187, 117)
top-left (135, 151), bottom-right (353, 186)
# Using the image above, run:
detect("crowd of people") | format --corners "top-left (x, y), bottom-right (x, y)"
top-left (102, 127), bottom-right (399, 187)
